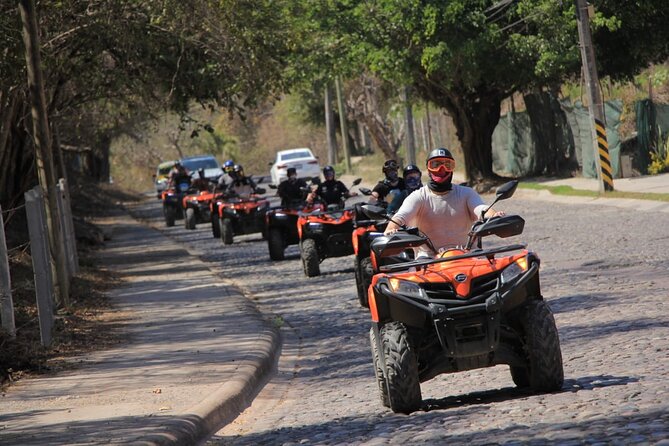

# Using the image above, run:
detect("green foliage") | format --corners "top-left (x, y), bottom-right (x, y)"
top-left (648, 131), bottom-right (669, 175)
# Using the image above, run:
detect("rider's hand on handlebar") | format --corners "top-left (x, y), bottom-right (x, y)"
top-left (487, 210), bottom-right (506, 218)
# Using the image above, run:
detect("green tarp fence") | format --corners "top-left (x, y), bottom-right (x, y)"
top-left (635, 100), bottom-right (669, 174)
top-left (492, 94), bottom-right (623, 178)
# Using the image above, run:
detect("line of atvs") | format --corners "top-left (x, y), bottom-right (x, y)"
top-left (160, 176), bottom-right (565, 415)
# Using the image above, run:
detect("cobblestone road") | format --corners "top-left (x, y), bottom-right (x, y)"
top-left (132, 194), bottom-right (669, 445)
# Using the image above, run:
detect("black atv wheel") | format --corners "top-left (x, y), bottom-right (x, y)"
top-left (369, 327), bottom-right (390, 407)
top-left (185, 208), bottom-right (196, 230)
top-left (220, 218), bottom-right (234, 245)
top-left (380, 321), bottom-right (422, 414)
top-left (211, 212), bottom-right (220, 238)
top-left (301, 238), bottom-right (320, 277)
top-left (164, 205), bottom-right (176, 227)
top-left (512, 299), bottom-right (564, 392)
top-left (268, 228), bottom-right (285, 261)
top-left (358, 257), bottom-right (373, 308)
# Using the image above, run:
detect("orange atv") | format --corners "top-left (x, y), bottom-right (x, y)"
top-left (214, 190), bottom-right (269, 245)
top-left (265, 199), bottom-right (324, 261)
top-left (362, 181), bottom-right (564, 414)
top-left (160, 174), bottom-right (191, 227)
top-left (297, 178), bottom-right (361, 277)
top-left (182, 189), bottom-right (216, 230)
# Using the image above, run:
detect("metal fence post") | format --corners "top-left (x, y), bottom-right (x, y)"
top-left (55, 181), bottom-right (71, 279)
top-left (0, 205), bottom-right (16, 337)
top-left (25, 187), bottom-right (54, 346)
top-left (58, 178), bottom-right (79, 275)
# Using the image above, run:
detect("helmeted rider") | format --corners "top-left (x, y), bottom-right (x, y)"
top-left (217, 160), bottom-right (235, 192)
top-left (384, 148), bottom-right (505, 256)
top-left (371, 159), bottom-right (405, 206)
top-left (167, 161), bottom-right (190, 188)
top-left (277, 167), bottom-right (308, 207)
top-left (386, 163), bottom-right (423, 213)
top-left (227, 164), bottom-right (258, 198)
top-left (307, 165), bottom-right (358, 207)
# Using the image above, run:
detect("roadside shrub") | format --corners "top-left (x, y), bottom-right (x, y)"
top-left (648, 130), bottom-right (669, 175)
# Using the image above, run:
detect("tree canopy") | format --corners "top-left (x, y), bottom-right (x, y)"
top-left (289, 0), bottom-right (669, 181)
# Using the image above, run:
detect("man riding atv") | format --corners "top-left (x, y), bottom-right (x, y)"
top-left (307, 165), bottom-right (358, 208)
top-left (224, 164), bottom-right (262, 197)
top-left (384, 148), bottom-right (504, 255)
top-left (370, 159), bottom-right (405, 207)
top-left (277, 167), bottom-right (308, 207)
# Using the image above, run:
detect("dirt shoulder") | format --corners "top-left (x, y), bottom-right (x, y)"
top-left (0, 180), bottom-right (143, 388)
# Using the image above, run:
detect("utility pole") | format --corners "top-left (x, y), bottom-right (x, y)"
top-left (402, 86), bottom-right (416, 165)
top-left (324, 84), bottom-right (338, 166)
top-left (19, 0), bottom-right (70, 305)
top-left (575, 0), bottom-right (614, 192)
top-left (334, 76), bottom-right (351, 173)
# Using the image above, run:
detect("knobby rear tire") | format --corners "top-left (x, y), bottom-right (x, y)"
top-left (369, 327), bottom-right (390, 407)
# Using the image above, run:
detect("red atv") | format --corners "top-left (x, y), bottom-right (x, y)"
top-left (215, 190), bottom-right (269, 245)
top-left (265, 199), bottom-right (324, 261)
top-left (363, 181), bottom-right (564, 414)
top-left (297, 178), bottom-right (362, 277)
top-left (160, 174), bottom-right (191, 227)
top-left (182, 189), bottom-right (216, 230)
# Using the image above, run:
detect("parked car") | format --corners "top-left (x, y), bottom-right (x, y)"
top-left (269, 148), bottom-right (320, 186)
top-left (180, 155), bottom-right (222, 182)
top-left (154, 160), bottom-right (177, 197)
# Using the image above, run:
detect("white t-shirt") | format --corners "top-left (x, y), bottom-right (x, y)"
top-left (392, 184), bottom-right (487, 254)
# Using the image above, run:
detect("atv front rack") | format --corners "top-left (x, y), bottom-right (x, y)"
top-left (378, 243), bottom-right (527, 274)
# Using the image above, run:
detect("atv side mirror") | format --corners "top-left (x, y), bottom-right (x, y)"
top-left (481, 180), bottom-right (519, 219)
top-left (495, 180), bottom-right (518, 200)
top-left (255, 187), bottom-right (267, 195)
top-left (359, 187), bottom-right (372, 196)
top-left (311, 176), bottom-right (321, 186)
top-left (352, 178), bottom-right (362, 186)
top-left (268, 184), bottom-right (277, 190)
top-left (268, 161), bottom-right (273, 166)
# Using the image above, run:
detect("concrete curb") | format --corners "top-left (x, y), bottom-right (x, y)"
top-left (136, 320), bottom-right (280, 445)
top-left (124, 208), bottom-right (282, 445)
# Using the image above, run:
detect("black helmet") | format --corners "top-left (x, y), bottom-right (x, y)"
top-left (427, 148), bottom-right (454, 163)
top-left (403, 164), bottom-right (421, 177)
top-left (287, 167), bottom-right (297, 176)
top-left (323, 165), bottom-right (335, 177)
top-left (382, 159), bottom-right (399, 174)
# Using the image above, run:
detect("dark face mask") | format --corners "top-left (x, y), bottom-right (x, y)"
top-left (386, 170), bottom-right (399, 182)
top-left (428, 172), bottom-right (452, 192)
top-left (405, 176), bottom-right (421, 190)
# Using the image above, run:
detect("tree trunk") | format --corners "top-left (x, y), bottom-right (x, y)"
top-left (430, 89), bottom-right (504, 184)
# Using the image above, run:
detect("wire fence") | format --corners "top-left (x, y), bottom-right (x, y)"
top-left (1, 179), bottom-right (79, 345)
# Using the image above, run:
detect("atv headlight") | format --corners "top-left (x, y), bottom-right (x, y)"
top-left (501, 257), bottom-right (529, 285)
top-left (389, 278), bottom-right (426, 298)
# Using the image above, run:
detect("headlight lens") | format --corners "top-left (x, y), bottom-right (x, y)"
top-left (501, 257), bottom-right (529, 284)
top-left (389, 278), bottom-right (425, 298)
